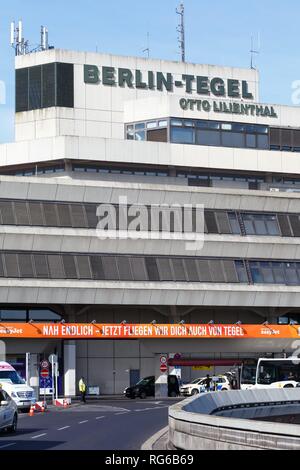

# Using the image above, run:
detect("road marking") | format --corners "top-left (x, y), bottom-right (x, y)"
top-left (115, 411), bottom-right (129, 415)
top-left (96, 416), bottom-right (105, 420)
top-left (0, 443), bottom-right (16, 449)
top-left (31, 433), bottom-right (47, 439)
top-left (58, 426), bottom-right (70, 431)
top-left (79, 420), bottom-right (89, 424)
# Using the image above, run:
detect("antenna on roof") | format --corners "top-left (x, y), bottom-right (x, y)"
top-left (176, 2), bottom-right (186, 62)
top-left (142, 32), bottom-right (150, 59)
top-left (41, 26), bottom-right (49, 51)
top-left (250, 33), bottom-right (260, 69)
top-left (10, 21), bottom-right (53, 55)
top-left (10, 20), bottom-right (29, 56)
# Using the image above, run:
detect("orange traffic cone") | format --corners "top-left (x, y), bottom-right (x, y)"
top-left (41, 403), bottom-right (45, 413)
top-left (29, 405), bottom-right (35, 417)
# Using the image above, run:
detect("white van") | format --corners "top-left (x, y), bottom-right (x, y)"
top-left (0, 362), bottom-right (36, 412)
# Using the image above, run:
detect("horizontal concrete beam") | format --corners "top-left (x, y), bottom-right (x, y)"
top-left (0, 173), bottom-right (299, 213)
top-left (1, 227), bottom-right (300, 259)
top-left (0, 280), bottom-right (299, 306)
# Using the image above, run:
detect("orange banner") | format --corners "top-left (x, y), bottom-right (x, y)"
top-left (0, 323), bottom-right (299, 339)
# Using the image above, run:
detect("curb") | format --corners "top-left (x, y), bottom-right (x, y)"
top-left (141, 427), bottom-right (169, 450)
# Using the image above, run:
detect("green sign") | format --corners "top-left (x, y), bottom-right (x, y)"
top-left (179, 98), bottom-right (278, 119)
top-left (84, 64), bottom-right (254, 100)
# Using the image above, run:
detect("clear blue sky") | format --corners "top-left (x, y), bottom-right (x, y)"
top-left (1, 0), bottom-right (300, 143)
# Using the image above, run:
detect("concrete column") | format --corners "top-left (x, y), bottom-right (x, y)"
top-left (28, 354), bottom-right (39, 400)
top-left (64, 341), bottom-right (76, 397)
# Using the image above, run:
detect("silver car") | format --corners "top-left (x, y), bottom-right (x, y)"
top-left (0, 388), bottom-right (18, 434)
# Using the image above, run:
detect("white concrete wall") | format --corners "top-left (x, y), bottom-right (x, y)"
top-left (3, 135), bottom-right (300, 177)
top-left (14, 49), bottom-right (259, 141)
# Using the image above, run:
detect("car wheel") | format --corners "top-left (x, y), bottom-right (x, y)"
top-left (140, 392), bottom-right (147, 399)
top-left (284, 384), bottom-right (294, 388)
top-left (191, 389), bottom-right (199, 395)
top-left (7, 414), bottom-right (18, 434)
top-left (221, 388), bottom-right (228, 391)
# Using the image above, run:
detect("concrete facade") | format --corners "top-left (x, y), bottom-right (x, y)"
top-left (1, 49), bottom-right (300, 396)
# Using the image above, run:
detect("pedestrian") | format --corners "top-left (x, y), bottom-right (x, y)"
top-left (204, 375), bottom-right (211, 393)
top-left (79, 377), bottom-right (87, 404)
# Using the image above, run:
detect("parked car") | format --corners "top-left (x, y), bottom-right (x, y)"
top-left (180, 375), bottom-right (232, 397)
top-left (124, 376), bottom-right (155, 399)
top-left (0, 387), bottom-right (18, 434)
top-left (180, 378), bottom-right (206, 397)
top-left (0, 362), bottom-right (35, 412)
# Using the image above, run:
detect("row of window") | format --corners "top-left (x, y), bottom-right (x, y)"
top-left (0, 252), bottom-right (240, 283)
top-left (0, 308), bottom-right (61, 321)
top-left (14, 166), bottom-right (65, 177)
top-left (72, 165), bottom-right (168, 177)
top-left (0, 252), bottom-right (300, 286)
top-left (16, 63), bottom-right (74, 112)
top-left (126, 118), bottom-right (300, 154)
top-left (170, 126), bottom-right (269, 149)
top-left (0, 200), bottom-right (300, 238)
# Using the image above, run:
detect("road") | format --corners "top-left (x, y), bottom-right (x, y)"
top-left (0, 399), bottom-right (178, 450)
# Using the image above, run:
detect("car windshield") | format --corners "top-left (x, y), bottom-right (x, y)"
top-left (0, 370), bottom-right (25, 385)
top-left (136, 377), bottom-right (153, 386)
top-left (191, 378), bottom-right (201, 384)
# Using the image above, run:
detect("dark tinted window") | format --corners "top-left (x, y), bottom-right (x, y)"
top-left (42, 63), bottom-right (56, 108)
top-left (56, 63), bottom-right (74, 108)
top-left (29, 66), bottom-right (42, 110)
top-left (171, 127), bottom-right (195, 144)
top-left (16, 68), bottom-right (29, 112)
top-left (16, 63), bottom-right (74, 112)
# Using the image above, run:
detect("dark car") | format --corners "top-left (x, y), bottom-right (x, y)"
top-left (124, 376), bottom-right (155, 399)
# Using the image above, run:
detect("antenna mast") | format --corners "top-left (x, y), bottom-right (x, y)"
top-left (250, 34), bottom-right (260, 69)
top-left (176, 2), bottom-right (185, 62)
top-left (10, 21), bottom-right (52, 56)
top-left (142, 32), bottom-right (150, 59)
top-left (10, 20), bottom-right (29, 56)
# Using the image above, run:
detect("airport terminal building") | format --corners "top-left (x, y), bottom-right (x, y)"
top-left (1, 49), bottom-right (300, 396)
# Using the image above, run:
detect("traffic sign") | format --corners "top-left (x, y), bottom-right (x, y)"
top-left (48, 354), bottom-right (58, 364)
top-left (40, 360), bottom-right (49, 369)
top-left (160, 364), bottom-right (168, 373)
top-left (160, 355), bottom-right (168, 365)
top-left (40, 369), bottom-right (49, 378)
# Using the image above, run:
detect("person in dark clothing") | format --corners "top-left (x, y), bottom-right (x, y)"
top-left (204, 375), bottom-right (211, 392)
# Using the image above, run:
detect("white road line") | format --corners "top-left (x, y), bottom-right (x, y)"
top-left (96, 416), bottom-right (105, 420)
top-left (58, 426), bottom-right (70, 431)
top-left (79, 420), bottom-right (89, 424)
top-left (115, 411), bottom-right (129, 415)
top-left (31, 433), bottom-right (47, 439)
top-left (0, 443), bottom-right (16, 449)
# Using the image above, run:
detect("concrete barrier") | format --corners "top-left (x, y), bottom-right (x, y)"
top-left (169, 389), bottom-right (300, 450)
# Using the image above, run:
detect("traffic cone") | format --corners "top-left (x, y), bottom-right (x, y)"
top-left (41, 403), bottom-right (45, 413)
top-left (29, 405), bottom-right (35, 417)
top-left (63, 400), bottom-right (68, 409)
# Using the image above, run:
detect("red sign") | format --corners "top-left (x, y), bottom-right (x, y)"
top-left (160, 364), bottom-right (168, 373)
top-left (40, 369), bottom-right (49, 378)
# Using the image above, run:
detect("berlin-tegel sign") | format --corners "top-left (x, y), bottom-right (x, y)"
top-left (0, 324), bottom-right (299, 339)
